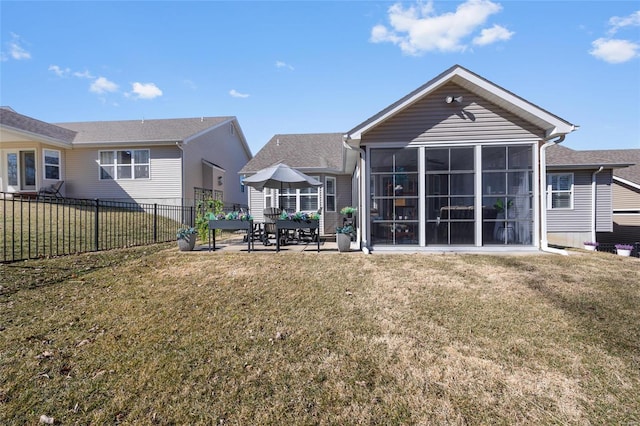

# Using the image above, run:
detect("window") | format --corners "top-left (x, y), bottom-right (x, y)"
top-left (99, 149), bottom-right (150, 180)
top-left (276, 176), bottom-right (321, 212)
top-left (43, 149), bottom-right (60, 180)
top-left (264, 188), bottom-right (275, 208)
top-left (547, 173), bottom-right (573, 209)
top-left (325, 177), bottom-right (336, 212)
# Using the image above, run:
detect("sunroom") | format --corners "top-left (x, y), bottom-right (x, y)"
top-left (344, 65), bottom-right (577, 251)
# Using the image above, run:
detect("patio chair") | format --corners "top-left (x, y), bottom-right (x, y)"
top-left (38, 181), bottom-right (64, 199)
top-left (262, 207), bottom-right (281, 246)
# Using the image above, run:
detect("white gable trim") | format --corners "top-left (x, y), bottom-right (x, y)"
top-left (614, 175), bottom-right (640, 190)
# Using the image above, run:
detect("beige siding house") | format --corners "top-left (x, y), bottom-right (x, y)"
top-left (1, 108), bottom-right (252, 207)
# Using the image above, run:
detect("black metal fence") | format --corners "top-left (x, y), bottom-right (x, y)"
top-left (593, 242), bottom-right (640, 258)
top-left (1, 195), bottom-right (195, 263)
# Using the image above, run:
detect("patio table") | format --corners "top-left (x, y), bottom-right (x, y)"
top-left (208, 220), bottom-right (254, 252)
top-left (276, 219), bottom-right (320, 252)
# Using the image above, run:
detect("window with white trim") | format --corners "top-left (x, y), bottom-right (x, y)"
top-left (43, 149), bottom-right (60, 180)
top-left (99, 149), bottom-right (150, 180)
top-left (325, 177), bottom-right (336, 212)
top-left (277, 176), bottom-right (320, 212)
top-left (547, 173), bottom-right (573, 209)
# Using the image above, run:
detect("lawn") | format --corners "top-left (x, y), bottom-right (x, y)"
top-left (1, 246), bottom-right (638, 425)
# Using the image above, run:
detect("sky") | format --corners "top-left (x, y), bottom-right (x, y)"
top-left (1, 0), bottom-right (639, 155)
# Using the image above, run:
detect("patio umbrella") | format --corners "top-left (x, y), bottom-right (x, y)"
top-left (242, 163), bottom-right (322, 191)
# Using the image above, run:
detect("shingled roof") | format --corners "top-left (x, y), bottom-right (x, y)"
top-left (1, 107), bottom-right (77, 146)
top-left (240, 133), bottom-right (345, 174)
top-left (56, 116), bottom-right (234, 145)
top-left (547, 144), bottom-right (638, 185)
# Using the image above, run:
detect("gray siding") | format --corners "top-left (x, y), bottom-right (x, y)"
top-left (547, 170), bottom-right (613, 233)
top-left (362, 83), bottom-right (544, 144)
top-left (64, 145), bottom-right (182, 203)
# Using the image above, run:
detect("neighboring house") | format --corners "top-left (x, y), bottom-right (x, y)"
top-left (546, 145), bottom-right (633, 247)
top-left (239, 133), bottom-right (359, 236)
top-left (604, 149), bottom-right (640, 243)
top-left (343, 64), bottom-right (580, 251)
top-left (0, 107), bottom-right (252, 207)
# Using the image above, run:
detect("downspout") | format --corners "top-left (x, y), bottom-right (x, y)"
top-left (591, 166), bottom-right (604, 243)
top-left (342, 137), bottom-right (370, 254)
top-left (540, 135), bottom-right (568, 255)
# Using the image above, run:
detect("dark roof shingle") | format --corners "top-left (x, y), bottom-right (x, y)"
top-left (1, 107), bottom-right (76, 144)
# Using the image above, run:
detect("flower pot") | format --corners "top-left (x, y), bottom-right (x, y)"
top-left (584, 244), bottom-right (597, 251)
top-left (177, 234), bottom-right (196, 251)
top-left (617, 248), bottom-right (631, 257)
top-left (336, 233), bottom-right (351, 252)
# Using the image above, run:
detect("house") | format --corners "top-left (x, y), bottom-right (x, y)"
top-left (239, 133), bottom-right (359, 236)
top-left (342, 64), bottom-right (581, 251)
top-left (546, 145), bottom-right (634, 247)
top-left (0, 107), bottom-right (253, 207)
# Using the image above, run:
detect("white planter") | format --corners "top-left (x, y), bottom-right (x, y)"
top-left (584, 245), bottom-right (597, 251)
top-left (336, 233), bottom-right (351, 252)
top-left (616, 248), bottom-right (631, 257)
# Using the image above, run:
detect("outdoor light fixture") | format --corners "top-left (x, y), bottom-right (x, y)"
top-left (217, 176), bottom-right (223, 186)
top-left (445, 95), bottom-right (463, 104)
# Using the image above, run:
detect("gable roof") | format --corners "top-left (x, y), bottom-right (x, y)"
top-left (56, 116), bottom-right (235, 146)
top-left (0, 107), bottom-right (77, 147)
top-left (240, 133), bottom-right (346, 174)
top-left (600, 149), bottom-right (640, 188)
top-left (547, 145), bottom-right (635, 171)
top-left (345, 64), bottom-right (577, 142)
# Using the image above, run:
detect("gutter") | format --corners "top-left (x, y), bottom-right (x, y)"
top-left (591, 166), bottom-right (604, 243)
top-left (342, 136), bottom-right (370, 254)
top-left (539, 135), bottom-right (569, 255)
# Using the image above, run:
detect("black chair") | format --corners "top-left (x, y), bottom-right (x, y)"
top-left (38, 181), bottom-right (64, 199)
top-left (262, 207), bottom-right (281, 246)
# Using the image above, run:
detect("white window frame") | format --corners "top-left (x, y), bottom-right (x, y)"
top-left (547, 173), bottom-right (574, 209)
top-left (99, 149), bottom-right (150, 180)
top-left (43, 149), bottom-right (61, 180)
top-left (277, 176), bottom-right (321, 212)
top-left (325, 176), bottom-right (336, 212)
top-left (264, 188), bottom-right (275, 208)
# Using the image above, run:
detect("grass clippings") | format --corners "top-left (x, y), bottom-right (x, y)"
top-left (1, 248), bottom-right (638, 425)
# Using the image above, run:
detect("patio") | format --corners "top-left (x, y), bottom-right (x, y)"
top-left (196, 232), bottom-right (345, 253)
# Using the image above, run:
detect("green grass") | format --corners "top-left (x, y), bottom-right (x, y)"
top-left (1, 248), bottom-right (638, 424)
top-left (1, 199), bottom-right (185, 262)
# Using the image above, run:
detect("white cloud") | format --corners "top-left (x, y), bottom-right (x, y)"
top-left (48, 64), bottom-right (70, 77)
top-left (472, 24), bottom-right (513, 46)
top-left (370, 0), bottom-right (506, 55)
top-left (608, 10), bottom-right (640, 35)
top-left (590, 38), bottom-right (639, 64)
top-left (73, 70), bottom-right (94, 79)
top-left (2, 33), bottom-right (31, 61)
top-left (276, 60), bottom-right (294, 70)
top-left (90, 76), bottom-right (119, 94)
top-left (229, 89), bottom-right (250, 98)
top-left (129, 82), bottom-right (163, 99)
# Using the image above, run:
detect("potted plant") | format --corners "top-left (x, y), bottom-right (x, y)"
top-left (336, 224), bottom-right (354, 252)
top-left (340, 206), bottom-right (357, 218)
top-left (615, 243), bottom-right (633, 257)
top-left (176, 226), bottom-right (197, 251)
top-left (583, 241), bottom-right (599, 251)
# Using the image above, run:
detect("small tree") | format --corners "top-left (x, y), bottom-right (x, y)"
top-left (195, 198), bottom-right (224, 241)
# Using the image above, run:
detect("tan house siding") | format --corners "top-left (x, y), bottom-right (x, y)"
top-left (183, 121), bottom-right (251, 207)
top-left (362, 83), bottom-right (544, 144)
top-left (64, 145), bottom-right (183, 204)
top-left (613, 181), bottom-right (640, 210)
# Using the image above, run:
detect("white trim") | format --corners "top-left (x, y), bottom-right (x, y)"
top-left (42, 148), bottom-right (61, 181)
top-left (547, 172), bottom-right (574, 210)
top-left (325, 176), bottom-right (336, 212)
top-left (613, 175), bottom-right (640, 190)
top-left (98, 148), bottom-right (150, 180)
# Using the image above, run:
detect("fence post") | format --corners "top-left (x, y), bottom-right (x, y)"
top-left (153, 203), bottom-right (158, 243)
top-left (190, 206), bottom-right (195, 227)
top-left (94, 199), bottom-right (100, 251)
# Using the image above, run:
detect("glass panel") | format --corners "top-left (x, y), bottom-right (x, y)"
top-left (552, 194), bottom-right (571, 208)
top-left (300, 196), bottom-right (318, 211)
top-left (393, 222), bottom-right (418, 245)
top-left (23, 152), bottom-right (36, 186)
top-left (134, 150), bottom-right (149, 163)
top-left (134, 165), bottom-right (149, 179)
top-left (326, 196), bottom-right (335, 212)
top-left (512, 220), bottom-right (532, 245)
top-left (370, 149), bottom-right (395, 173)
top-left (7, 153), bottom-right (18, 186)
top-left (118, 150), bottom-right (132, 165)
top-left (508, 145), bottom-right (532, 169)
top-left (426, 174), bottom-right (448, 195)
top-left (450, 222), bottom-right (475, 244)
top-left (426, 149), bottom-right (449, 171)
top-left (451, 173), bottom-right (474, 195)
top-left (100, 151), bottom-right (114, 164)
top-left (483, 172), bottom-right (505, 195)
top-left (326, 178), bottom-right (335, 194)
top-left (426, 197), bottom-right (449, 221)
top-left (371, 222), bottom-right (393, 245)
top-left (281, 196), bottom-right (296, 212)
top-left (482, 146), bottom-right (506, 170)
top-left (394, 149), bottom-right (418, 172)
top-left (45, 165), bottom-right (59, 180)
top-left (100, 166), bottom-right (114, 180)
top-left (450, 147), bottom-right (474, 171)
top-left (508, 171), bottom-right (532, 195)
top-left (117, 165), bottom-right (132, 179)
top-left (44, 150), bottom-right (59, 166)
top-left (425, 222), bottom-right (448, 245)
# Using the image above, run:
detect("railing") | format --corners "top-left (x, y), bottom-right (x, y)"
top-left (1, 195), bottom-right (195, 263)
top-left (593, 242), bottom-right (640, 258)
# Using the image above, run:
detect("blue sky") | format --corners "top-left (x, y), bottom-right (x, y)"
top-left (1, 1), bottom-right (639, 154)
